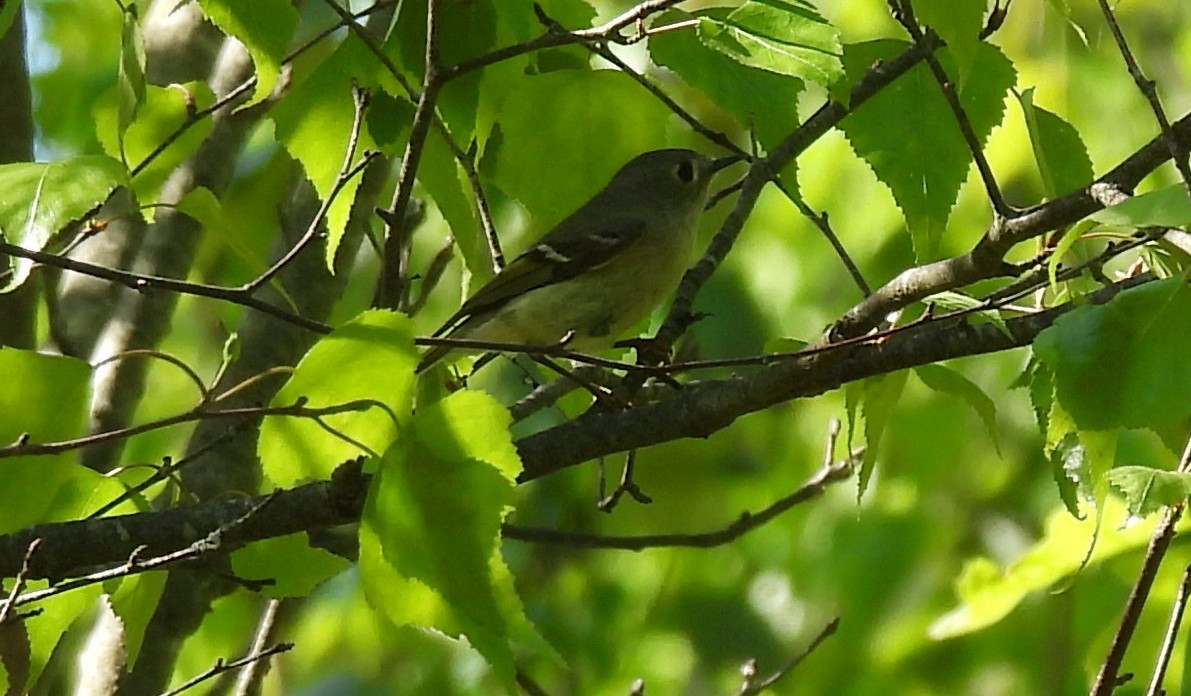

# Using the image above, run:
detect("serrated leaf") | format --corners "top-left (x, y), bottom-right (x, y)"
top-left (1090, 184), bottom-right (1191, 228)
top-left (914, 0), bottom-right (985, 82)
top-left (1033, 277), bottom-right (1191, 432)
top-left (695, 0), bottom-right (842, 87)
top-left (1106, 466), bottom-right (1191, 520)
top-left (857, 369), bottom-right (909, 498)
top-left (0, 156), bottom-right (129, 292)
top-left (107, 571), bottom-right (167, 666)
top-left (271, 36), bottom-right (379, 270)
top-left (360, 390), bottom-right (537, 692)
top-left (1016, 87), bottom-right (1094, 199)
top-left (841, 42), bottom-right (1015, 259)
top-left (198, 0), bottom-right (297, 107)
top-left (915, 364), bottom-right (1000, 453)
top-left (650, 9), bottom-right (801, 150)
top-left (258, 311), bottom-right (417, 488)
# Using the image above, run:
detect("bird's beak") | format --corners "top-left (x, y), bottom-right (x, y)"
top-left (710, 154), bottom-right (745, 173)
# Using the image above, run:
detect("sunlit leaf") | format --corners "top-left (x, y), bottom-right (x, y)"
top-left (695, 0), bottom-right (842, 87)
top-left (0, 156), bottom-right (129, 292)
top-left (1106, 465), bottom-right (1191, 520)
top-left (258, 311), bottom-right (417, 488)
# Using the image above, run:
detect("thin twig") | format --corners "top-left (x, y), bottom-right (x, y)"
top-left (246, 85), bottom-right (375, 292)
top-left (317, 0), bottom-right (504, 273)
top-left (460, 143), bottom-right (505, 271)
top-left (1146, 562), bottom-right (1191, 696)
top-left (0, 399), bottom-right (381, 459)
top-left (232, 599), bottom-right (285, 696)
top-left (443, 0), bottom-right (689, 79)
top-left (558, 20), bottom-right (744, 157)
top-left (1095, 0), bottom-right (1191, 200)
top-left (739, 618), bottom-right (840, 695)
top-left (774, 180), bottom-right (870, 297)
top-left (130, 1), bottom-right (396, 178)
top-left (0, 242), bottom-right (332, 334)
top-left (895, 0), bottom-right (1010, 217)
top-left (1089, 429), bottom-right (1191, 696)
top-left (407, 235), bottom-right (457, 315)
top-left (375, 0), bottom-right (445, 311)
top-left (159, 643), bottom-right (294, 696)
top-left (87, 422), bottom-right (251, 519)
top-left (0, 540), bottom-right (41, 625)
top-left (503, 453), bottom-right (856, 550)
top-left (93, 349), bottom-right (211, 402)
top-left (16, 494), bottom-right (281, 610)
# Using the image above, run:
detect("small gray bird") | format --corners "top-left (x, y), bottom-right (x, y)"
top-left (417, 148), bottom-right (732, 373)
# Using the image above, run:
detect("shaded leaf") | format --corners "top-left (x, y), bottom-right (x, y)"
top-left (915, 364), bottom-right (1000, 453)
top-left (1090, 184), bottom-right (1191, 228)
top-left (841, 42), bottom-right (1015, 258)
top-left (1016, 87), bottom-right (1093, 199)
top-left (1033, 277), bottom-right (1191, 432)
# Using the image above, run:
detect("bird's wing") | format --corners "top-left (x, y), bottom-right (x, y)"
top-left (433, 216), bottom-right (646, 336)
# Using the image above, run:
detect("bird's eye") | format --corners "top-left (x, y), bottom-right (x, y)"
top-left (675, 159), bottom-right (696, 183)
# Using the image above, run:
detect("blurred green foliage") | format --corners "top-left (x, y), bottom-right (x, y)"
top-left (6, 0), bottom-right (1191, 694)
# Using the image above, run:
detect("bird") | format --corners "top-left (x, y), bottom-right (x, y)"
top-left (416, 148), bottom-right (732, 374)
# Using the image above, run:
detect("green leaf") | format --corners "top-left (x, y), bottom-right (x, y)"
top-left (914, 364), bottom-right (1000, 453)
top-left (650, 9), bottom-right (802, 150)
top-left (930, 495), bottom-right (1183, 638)
top-left (1090, 184), bottom-right (1191, 228)
top-left (96, 82), bottom-right (215, 202)
top-left (0, 156), bottom-right (129, 292)
top-left (258, 311), bottom-right (418, 488)
top-left (695, 0), bottom-right (842, 87)
top-left (23, 579), bottom-right (101, 690)
top-left (108, 571), bottom-right (168, 666)
top-left (360, 391), bottom-right (539, 692)
top-left (116, 4), bottom-right (146, 161)
top-left (857, 369), bottom-right (909, 498)
top-left (198, 0), bottom-right (298, 107)
top-left (922, 290), bottom-right (1011, 338)
top-left (840, 42), bottom-right (1015, 259)
top-left (271, 36), bottom-right (379, 270)
top-left (1016, 88), bottom-right (1094, 199)
top-left (490, 70), bottom-right (674, 229)
top-left (1033, 277), bottom-right (1191, 431)
top-left (913, 0), bottom-right (986, 82)
top-left (417, 127), bottom-right (489, 282)
top-left (231, 534), bottom-right (350, 598)
top-left (1106, 466), bottom-right (1191, 520)
top-left (1043, 0), bottom-right (1089, 46)
top-left (1045, 219), bottom-right (1094, 292)
top-left (0, 349), bottom-right (129, 533)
